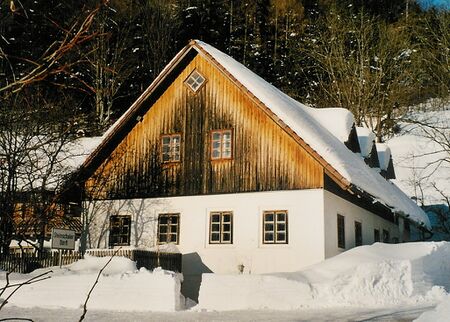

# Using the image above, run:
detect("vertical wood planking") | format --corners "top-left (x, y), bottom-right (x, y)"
top-left (86, 54), bottom-right (325, 199)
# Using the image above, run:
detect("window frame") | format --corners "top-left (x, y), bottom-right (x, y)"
top-left (337, 214), bottom-right (346, 249)
top-left (374, 229), bottom-right (380, 243)
top-left (354, 221), bottom-right (362, 246)
top-left (262, 210), bottom-right (288, 244)
top-left (210, 129), bottom-right (233, 161)
top-left (382, 229), bottom-right (390, 243)
top-left (184, 69), bottom-right (207, 93)
top-left (160, 133), bottom-right (182, 163)
top-left (404, 220), bottom-right (410, 232)
top-left (109, 215), bottom-right (131, 247)
top-left (209, 211), bottom-right (233, 244)
top-left (157, 213), bottom-right (180, 245)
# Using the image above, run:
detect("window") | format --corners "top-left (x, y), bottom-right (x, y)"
top-left (404, 220), bottom-right (410, 232)
top-left (355, 221), bottom-right (362, 246)
top-left (109, 215), bottom-right (131, 247)
top-left (209, 211), bottom-right (233, 244)
top-left (158, 214), bottom-right (180, 244)
top-left (185, 70), bottom-right (206, 92)
top-left (382, 229), bottom-right (390, 243)
top-left (374, 229), bottom-right (380, 242)
top-left (337, 214), bottom-right (345, 249)
top-left (211, 130), bottom-right (233, 160)
top-left (161, 134), bottom-right (181, 162)
top-left (263, 211), bottom-right (288, 244)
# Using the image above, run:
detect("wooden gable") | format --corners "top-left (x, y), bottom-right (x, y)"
top-left (85, 51), bottom-right (325, 199)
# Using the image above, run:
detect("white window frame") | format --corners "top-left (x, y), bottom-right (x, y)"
top-left (211, 129), bottom-right (233, 160)
top-left (209, 211), bottom-right (233, 244)
top-left (263, 210), bottom-right (288, 244)
top-left (157, 213), bottom-right (180, 245)
top-left (185, 70), bottom-right (206, 93)
top-left (161, 134), bottom-right (181, 163)
top-left (109, 215), bottom-right (131, 247)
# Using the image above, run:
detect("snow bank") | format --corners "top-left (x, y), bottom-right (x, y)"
top-left (415, 295), bottom-right (450, 322)
top-left (0, 256), bottom-right (184, 312)
top-left (198, 274), bottom-right (312, 310)
top-left (197, 242), bottom-right (450, 311)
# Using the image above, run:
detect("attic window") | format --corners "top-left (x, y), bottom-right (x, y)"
top-left (185, 70), bottom-right (205, 92)
top-left (211, 129), bottom-right (233, 160)
top-left (161, 134), bottom-right (181, 163)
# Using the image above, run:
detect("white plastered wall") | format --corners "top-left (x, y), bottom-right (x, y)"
top-left (323, 190), bottom-right (401, 258)
top-left (85, 189), bottom-right (325, 299)
top-left (86, 189), bottom-right (325, 272)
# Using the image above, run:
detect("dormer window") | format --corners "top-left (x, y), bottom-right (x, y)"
top-left (185, 70), bottom-right (205, 92)
top-left (161, 134), bottom-right (181, 163)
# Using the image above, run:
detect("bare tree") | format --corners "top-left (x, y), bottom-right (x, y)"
top-left (0, 91), bottom-right (81, 254)
top-left (400, 100), bottom-right (450, 239)
top-left (308, 7), bottom-right (417, 141)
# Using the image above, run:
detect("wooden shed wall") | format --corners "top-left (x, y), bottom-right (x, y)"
top-left (86, 54), bottom-right (324, 199)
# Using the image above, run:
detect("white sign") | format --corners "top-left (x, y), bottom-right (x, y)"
top-left (51, 228), bottom-right (76, 250)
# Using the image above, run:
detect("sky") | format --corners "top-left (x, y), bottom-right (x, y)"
top-left (416, 0), bottom-right (450, 10)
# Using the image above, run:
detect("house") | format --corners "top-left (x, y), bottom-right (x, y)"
top-left (1, 136), bottom-right (100, 252)
top-left (71, 40), bottom-right (430, 300)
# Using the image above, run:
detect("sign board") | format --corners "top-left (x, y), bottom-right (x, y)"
top-left (51, 228), bottom-right (76, 250)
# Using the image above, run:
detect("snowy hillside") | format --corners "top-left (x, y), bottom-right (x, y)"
top-left (388, 106), bottom-right (450, 206)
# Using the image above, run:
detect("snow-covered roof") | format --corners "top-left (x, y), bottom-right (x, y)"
top-left (356, 127), bottom-right (376, 158)
top-left (194, 40), bottom-right (429, 228)
top-left (375, 143), bottom-right (391, 171)
top-left (309, 108), bottom-right (354, 143)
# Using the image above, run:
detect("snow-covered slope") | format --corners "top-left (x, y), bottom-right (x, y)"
top-left (415, 295), bottom-right (450, 322)
top-left (388, 108), bottom-right (450, 206)
top-left (198, 242), bottom-right (450, 311)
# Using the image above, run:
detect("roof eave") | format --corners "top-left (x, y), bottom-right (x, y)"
top-left (348, 183), bottom-right (431, 232)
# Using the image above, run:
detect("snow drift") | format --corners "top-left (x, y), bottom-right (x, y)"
top-left (198, 242), bottom-right (450, 311)
top-left (415, 295), bottom-right (450, 322)
top-left (0, 255), bottom-right (184, 312)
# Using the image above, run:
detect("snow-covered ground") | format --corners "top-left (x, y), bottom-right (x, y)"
top-left (0, 255), bottom-right (184, 312)
top-left (198, 242), bottom-right (450, 311)
top-left (1, 242), bottom-right (450, 320)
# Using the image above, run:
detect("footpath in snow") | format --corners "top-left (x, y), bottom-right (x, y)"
top-left (198, 242), bottom-right (450, 311)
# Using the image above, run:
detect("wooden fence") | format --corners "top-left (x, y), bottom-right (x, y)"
top-left (0, 249), bottom-right (182, 274)
top-left (86, 249), bottom-right (182, 273)
top-left (0, 250), bottom-right (82, 273)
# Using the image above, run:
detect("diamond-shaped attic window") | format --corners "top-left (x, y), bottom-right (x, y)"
top-left (185, 70), bottom-right (205, 92)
